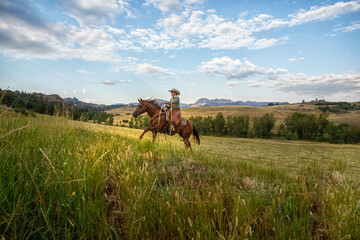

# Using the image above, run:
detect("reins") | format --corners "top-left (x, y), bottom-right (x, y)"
top-left (157, 105), bottom-right (163, 137)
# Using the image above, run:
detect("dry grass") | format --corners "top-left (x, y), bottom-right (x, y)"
top-left (108, 104), bottom-right (360, 128)
top-left (1, 110), bottom-right (359, 239)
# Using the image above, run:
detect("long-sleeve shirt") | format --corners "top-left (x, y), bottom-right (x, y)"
top-left (165, 96), bottom-right (180, 109)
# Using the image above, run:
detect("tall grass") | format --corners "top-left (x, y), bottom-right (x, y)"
top-left (0, 110), bottom-right (359, 239)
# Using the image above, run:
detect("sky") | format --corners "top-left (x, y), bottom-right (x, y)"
top-left (0, 0), bottom-right (359, 105)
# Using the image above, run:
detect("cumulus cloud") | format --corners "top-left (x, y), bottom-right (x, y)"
top-left (77, 69), bottom-right (94, 74)
top-left (130, 1), bottom-right (360, 51)
top-left (102, 80), bottom-right (128, 86)
top-left (199, 56), bottom-right (287, 80)
top-left (135, 63), bottom-right (174, 75)
top-left (1, 0), bottom-right (360, 60)
top-left (144, 0), bottom-right (182, 13)
top-left (227, 70), bottom-right (360, 97)
top-left (144, 0), bottom-right (203, 13)
top-left (61, 0), bottom-right (134, 24)
top-left (82, 88), bottom-right (87, 94)
top-left (0, 0), bottom-right (138, 60)
top-left (263, 73), bottom-right (360, 97)
top-left (200, 56), bottom-right (360, 97)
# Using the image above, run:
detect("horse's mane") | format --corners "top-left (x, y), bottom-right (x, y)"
top-left (140, 98), bottom-right (161, 108)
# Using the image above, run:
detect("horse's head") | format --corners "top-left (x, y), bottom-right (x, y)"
top-left (132, 98), bottom-right (147, 118)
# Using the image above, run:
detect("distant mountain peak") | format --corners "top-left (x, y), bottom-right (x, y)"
top-left (187, 98), bottom-right (288, 108)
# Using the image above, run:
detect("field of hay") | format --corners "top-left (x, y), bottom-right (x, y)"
top-left (108, 104), bottom-right (360, 128)
top-left (1, 110), bottom-right (359, 239)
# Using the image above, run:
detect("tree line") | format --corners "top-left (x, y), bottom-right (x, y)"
top-left (188, 112), bottom-right (359, 144)
top-left (1, 89), bottom-right (114, 125)
top-left (127, 112), bottom-right (359, 144)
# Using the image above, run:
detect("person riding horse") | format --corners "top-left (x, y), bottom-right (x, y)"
top-left (132, 90), bottom-right (200, 149)
top-left (161, 88), bottom-right (181, 132)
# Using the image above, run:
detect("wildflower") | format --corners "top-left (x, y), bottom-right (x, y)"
top-left (72, 192), bottom-right (76, 196)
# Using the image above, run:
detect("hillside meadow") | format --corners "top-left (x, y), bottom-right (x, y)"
top-left (108, 104), bottom-right (360, 129)
top-left (1, 110), bottom-right (360, 239)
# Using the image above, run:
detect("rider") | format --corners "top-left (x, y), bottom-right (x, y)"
top-left (161, 88), bottom-right (181, 132)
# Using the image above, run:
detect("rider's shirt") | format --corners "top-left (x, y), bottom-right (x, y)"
top-left (165, 96), bottom-right (180, 109)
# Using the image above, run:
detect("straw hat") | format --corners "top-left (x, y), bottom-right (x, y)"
top-left (168, 88), bottom-right (180, 95)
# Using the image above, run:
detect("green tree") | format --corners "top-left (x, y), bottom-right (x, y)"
top-left (233, 115), bottom-right (250, 137)
top-left (203, 116), bottom-right (213, 135)
top-left (253, 113), bottom-right (275, 138)
top-left (213, 112), bottom-right (226, 135)
top-left (277, 123), bottom-right (286, 138)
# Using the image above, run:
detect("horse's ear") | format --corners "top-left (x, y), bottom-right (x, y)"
top-left (137, 98), bottom-right (140, 102)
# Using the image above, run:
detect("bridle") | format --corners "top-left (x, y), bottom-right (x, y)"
top-left (134, 102), bottom-right (147, 117)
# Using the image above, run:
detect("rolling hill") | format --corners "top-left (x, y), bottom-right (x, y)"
top-left (107, 103), bottom-right (360, 127)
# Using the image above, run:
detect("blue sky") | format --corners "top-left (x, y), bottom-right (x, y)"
top-left (0, 0), bottom-right (359, 104)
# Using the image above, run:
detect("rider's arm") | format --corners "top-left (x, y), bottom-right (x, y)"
top-left (164, 99), bottom-right (172, 105)
top-left (172, 96), bottom-right (179, 105)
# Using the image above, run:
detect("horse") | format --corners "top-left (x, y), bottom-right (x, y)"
top-left (132, 98), bottom-right (200, 149)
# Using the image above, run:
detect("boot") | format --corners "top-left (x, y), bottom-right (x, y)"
top-left (164, 124), bottom-right (169, 134)
top-left (171, 123), bottom-right (176, 132)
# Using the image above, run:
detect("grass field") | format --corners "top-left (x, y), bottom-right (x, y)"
top-left (1, 110), bottom-right (360, 239)
top-left (108, 104), bottom-right (360, 128)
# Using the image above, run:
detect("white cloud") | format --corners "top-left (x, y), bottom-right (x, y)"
top-left (334, 21), bottom-right (360, 32)
top-left (144, 0), bottom-right (182, 13)
top-left (135, 63), bottom-right (174, 75)
top-left (102, 80), bottom-right (128, 85)
top-left (263, 72), bottom-right (360, 97)
top-left (1, 0), bottom-right (360, 61)
top-left (288, 57), bottom-right (305, 62)
top-left (77, 69), bottom-right (94, 74)
top-left (31, 90), bottom-right (45, 94)
top-left (61, 0), bottom-right (134, 25)
top-left (81, 98), bottom-right (97, 103)
top-left (106, 26), bottom-right (125, 35)
top-left (82, 88), bottom-right (86, 94)
top-left (200, 56), bottom-right (360, 97)
top-left (132, 1), bottom-right (360, 51)
top-left (144, 0), bottom-right (203, 13)
top-left (199, 56), bottom-right (287, 80)
top-left (73, 89), bottom-right (77, 93)
top-left (288, 0), bottom-right (360, 26)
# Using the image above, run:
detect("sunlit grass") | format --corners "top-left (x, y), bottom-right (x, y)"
top-left (1, 111), bottom-right (359, 239)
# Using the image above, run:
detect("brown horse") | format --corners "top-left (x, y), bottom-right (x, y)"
top-left (132, 98), bottom-right (200, 149)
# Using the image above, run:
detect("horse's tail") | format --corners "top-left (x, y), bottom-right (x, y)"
top-left (192, 123), bottom-right (200, 145)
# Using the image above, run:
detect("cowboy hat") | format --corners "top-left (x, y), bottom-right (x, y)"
top-left (168, 88), bottom-right (180, 95)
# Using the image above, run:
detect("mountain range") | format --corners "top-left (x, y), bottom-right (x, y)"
top-left (108, 98), bottom-right (288, 108)
top-left (184, 98), bottom-right (288, 108)
top-left (60, 96), bottom-right (289, 109)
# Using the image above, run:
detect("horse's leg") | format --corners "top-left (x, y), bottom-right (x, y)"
top-left (187, 138), bottom-right (192, 151)
top-left (152, 131), bottom-right (157, 142)
top-left (139, 128), bottom-right (150, 140)
top-left (183, 137), bottom-right (188, 148)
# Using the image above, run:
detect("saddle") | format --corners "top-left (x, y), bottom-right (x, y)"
top-left (165, 110), bottom-right (187, 126)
